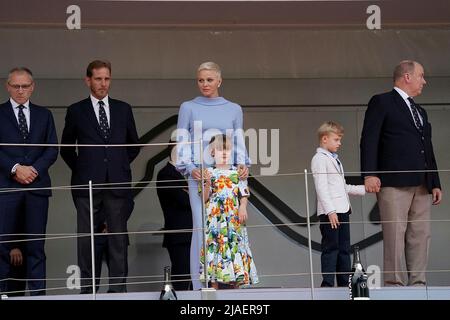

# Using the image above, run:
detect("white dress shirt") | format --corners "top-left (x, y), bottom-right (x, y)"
top-left (10, 98), bottom-right (33, 174)
top-left (90, 94), bottom-right (110, 125)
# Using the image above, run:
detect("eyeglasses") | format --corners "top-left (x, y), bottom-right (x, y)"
top-left (8, 83), bottom-right (33, 91)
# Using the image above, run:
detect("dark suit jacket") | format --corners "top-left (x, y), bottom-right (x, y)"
top-left (0, 101), bottom-right (58, 197)
top-left (60, 97), bottom-right (140, 198)
top-left (156, 162), bottom-right (192, 247)
top-left (360, 89), bottom-right (441, 193)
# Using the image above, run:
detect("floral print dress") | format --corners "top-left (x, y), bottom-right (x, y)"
top-left (199, 166), bottom-right (259, 287)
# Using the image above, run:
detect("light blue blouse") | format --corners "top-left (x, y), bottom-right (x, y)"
top-left (176, 96), bottom-right (250, 176)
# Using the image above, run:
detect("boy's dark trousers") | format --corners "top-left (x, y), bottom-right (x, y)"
top-left (319, 210), bottom-right (351, 287)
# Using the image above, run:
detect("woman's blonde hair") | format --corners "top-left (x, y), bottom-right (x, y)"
top-left (317, 121), bottom-right (344, 141)
top-left (197, 61), bottom-right (222, 78)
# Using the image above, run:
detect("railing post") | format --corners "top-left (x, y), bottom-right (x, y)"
top-left (304, 169), bottom-right (315, 300)
top-left (89, 180), bottom-right (96, 300)
top-left (199, 139), bottom-right (209, 291)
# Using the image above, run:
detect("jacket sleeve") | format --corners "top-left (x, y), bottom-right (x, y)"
top-left (233, 105), bottom-right (251, 167)
top-left (126, 104), bottom-right (140, 163)
top-left (32, 110), bottom-right (58, 175)
top-left (345, 184), bottom-right (366, 196)
top-left (429, 126), bottom-right (441, 190)
top-left (60, 105), bottom-right (78, 170)
top-left (175, 103), bottom-right (197, 177)
top-left (360, 95), bottom-right (387, 178)
top-left (0, 149), bottom-right (16, 177)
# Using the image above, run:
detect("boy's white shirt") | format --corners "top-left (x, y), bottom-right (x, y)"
top-left (311, 147), bottom-right (365, 216)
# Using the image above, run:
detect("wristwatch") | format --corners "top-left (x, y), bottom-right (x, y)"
top-left (11, 164), bottom-right (19, 176)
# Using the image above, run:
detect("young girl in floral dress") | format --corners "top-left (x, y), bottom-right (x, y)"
top-left (199, 134), bottom-right (258, 289)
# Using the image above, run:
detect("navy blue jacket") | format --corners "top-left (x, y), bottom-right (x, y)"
top-left (360, 89), bottom-right (441, 193)
top-left (157, 162), bottom-right (192, 247)
top-left (60, 97), bottom-right (140, 198)
top-left (0, 100), bottom-right (58, 197)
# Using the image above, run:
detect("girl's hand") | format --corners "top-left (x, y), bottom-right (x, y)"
top-left (238, 206), bottom-right (248, 224)
top-left (237, 165), bottom-right (249, 180)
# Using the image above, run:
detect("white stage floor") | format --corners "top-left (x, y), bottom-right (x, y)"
top-left (4, 287), bottom-right (450, 300)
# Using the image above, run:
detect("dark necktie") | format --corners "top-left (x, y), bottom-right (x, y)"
top-left (17, 105), bottom-right (29, 140)
top-left (407, 97), bottom-right (424, 132)
top-left (335, 157), bottom-right (342, 173)
top-left (98, 100), bottom-right (110, 140)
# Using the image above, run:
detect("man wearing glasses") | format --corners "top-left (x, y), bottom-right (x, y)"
top-left (0, 67), bottom-right (58, 296)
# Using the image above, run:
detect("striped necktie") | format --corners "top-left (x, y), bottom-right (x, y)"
top-left (407, 97), bottom-right (424, 132)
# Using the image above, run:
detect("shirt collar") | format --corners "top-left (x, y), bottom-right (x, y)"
top-left (90, 94), bottom-right (109, 107)
top-left (394, 87), bottom-right (410, 101)
top-left (317, 147), bottom-right (338, 159)
top-left (10, 98), bottom-right (30, 109)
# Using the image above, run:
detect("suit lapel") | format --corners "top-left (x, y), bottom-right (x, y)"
top-left (28, 103), bottom-right (38, 139)
top-left (327, 154), bottom-right (342, 174)
top-left (83, 98), bottom-right (104, 138)
top-left (107, 97), bottom-right (115, 140)
top-left (318, 149), bottom-right (342, 174)
top-left (1, 100), bottom-right (20, 132)
top-left (415, 103), bottom-right (426, 124)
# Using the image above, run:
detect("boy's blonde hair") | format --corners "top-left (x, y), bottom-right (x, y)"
top-left (317, 121), bottom-right (344, 141)
top-left (209, 134), bottom-right (232, 151)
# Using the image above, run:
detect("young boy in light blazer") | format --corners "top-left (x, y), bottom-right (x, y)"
top-left (311, 121), bottom-right (366, 287)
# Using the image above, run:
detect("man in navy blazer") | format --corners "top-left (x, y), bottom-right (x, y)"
top-left (61, 60), bottom-right (139, 293)
top-left (361, 60), bottom-right (442, 286)
top-left (157, 141), bottom-right (192, 290)
top-left (0, 67), bottom-right (58, 295)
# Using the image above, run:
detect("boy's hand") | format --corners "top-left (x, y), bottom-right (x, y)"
top-left (364, 176), bottom-right (381, 193)
top-left (328, 212), bottom-right (340, 229)
top-left (238, 206), bottom-right (248, 224)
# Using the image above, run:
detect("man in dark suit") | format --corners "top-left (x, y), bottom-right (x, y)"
top-left (61, 60), bottom-right (140, 293)
top-left (156, 141), bottom-right (192, 290)
top-left (361, 60), bottom-right (442, 286)
top-left (7, 246), bottom-right (26, 297)
top-left (0, 67), bottom-right (58, 295)
top-left (93, 198), bottom-right (134, 292)
top-left (7, 209), bottom-right (27, 297)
